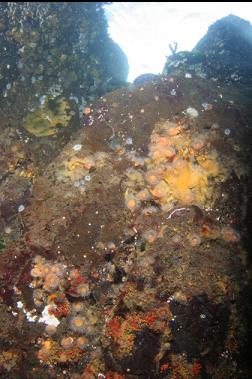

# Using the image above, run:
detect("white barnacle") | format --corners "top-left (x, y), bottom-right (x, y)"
top-left (185, 107), bottom-right (199, 118)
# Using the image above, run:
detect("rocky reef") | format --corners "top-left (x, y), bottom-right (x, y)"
top-left (0, 11), bottom-right (252, 379)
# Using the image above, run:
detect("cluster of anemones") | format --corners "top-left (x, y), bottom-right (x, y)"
top-left (67, 268), bottom-right (91, 298)
top-left (38, 336), bottom-right (87, 365)
top-left (123, 118), bottom-right (228, 217)
top-left (31, 255), bottom-right (67, 305)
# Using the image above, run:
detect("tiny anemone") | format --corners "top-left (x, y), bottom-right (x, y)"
top-left (125, 193), bottom-right (140, 212)
top-left (164, 146), bottom-right (176, 160)
top-left (34, 255), bottom-right (44, 264)
top-left (151, 148), bottom-right (169, 161)
top-left (43, 275), bottom-right (60, 291)
top-left (33, 288), bottom-right (44, 300)
top-left (76, 283), bottom-right (90, 298)
top-left (41, 339), bottom-right (52, 353)
top-left (76, 336), bottom-right (88, 349)
top-left (173, 189), bottom-right (195, 205)
top-left (191, 136), bottom-right (206, 151)
top-left (83, 155), bottom-right (96, 170)
top-left (72, 302), bottom-right (85, 313)
top-left (96, 241), bottom-right (106, 250)
top-left (69, 268), bottom-right (80, 280)
top-left (34, 298), bottom-right (43, 307)
top-left (143, 229), bottom-right (157, 244)
top-left (125, 167), bottom-right (145, 187)
top-left (145, 170), bottom-right (161, 186)
top-left (33, 289), bottom-right (44, 306)
top-left (172, 291), bottom-right (188, 303)
top-left (41, 263), bottom-right (51, 277)
top-left (188, 233), bottom-right (202, 247)
top-left (138, 253), bottom-right (155, 267)
top-left (61, 336), bottom-right (74, 349)
top-left (126, 151), bottom-right (145, 167)
top-left (221, 226), bottom-right (240, 242)
top-left (58, 353), bottom-right (67, 363)
top-left (67, 158), bottom-right (86, 171)
top-left (33, 255), bottom-right (44, 263)
top-left (115, 142), bottom-right (125, 154)
top-left (86, 308), bottom-right (99, 325)
top-left (171, 234), bottom-right (182, 245)
top-left (136, 188), bottom-right (151, 201)
top-left (141, 206), bottom-right (158, 215)
top-left (152, 135), bottom-right (170, 147)
top-left (45, 325), bottom-right (57, 335)
top-left (84, 324), bottom-right (96, 336)
top-left (167, 125), bottom-right (181, 137)
top-left (51, 263), bottom-right (66, 278)
top-left (107, 241), bottom-right (116, 251)
top-left (151, 180), bottom-right (169, 199)
top-left (70, 316), bottom-right (86, 333)
top-left (31, 266), bottom-right (43, 278)
top-left (161, 202), bottom-right (176, 212)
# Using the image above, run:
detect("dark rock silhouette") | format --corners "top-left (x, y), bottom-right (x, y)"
top-left (163, 14), bottom-right (252, 84)
top-left (133, 73), bottom-right (158, 86)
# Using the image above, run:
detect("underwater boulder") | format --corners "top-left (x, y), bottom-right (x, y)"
top-left (0, 71), bottom-right (252, 378)
top-left (133, 73), bottom-right (158, 86)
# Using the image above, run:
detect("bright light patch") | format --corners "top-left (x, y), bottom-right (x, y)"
top-left (16, 301), bottom-right (60, 326)
top-left (104, 2), bottom-right (252, 82)
top-left (39, 305), bottom-right (60, 327)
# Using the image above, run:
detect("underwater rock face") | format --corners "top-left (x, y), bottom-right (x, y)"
top-left (0, 72), bottom-right (252, 378)
top-left (0, 2), bottom-right (129, 126)
top-left (163, 14), bottom-right (252, 84)
top-left (0, 2), bottom-right (129, 240)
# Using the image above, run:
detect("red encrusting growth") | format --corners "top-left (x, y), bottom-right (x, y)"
top-left (67, 268), bottom-right (90, 297)
top-left (48, 292), bottom-right (71, 318)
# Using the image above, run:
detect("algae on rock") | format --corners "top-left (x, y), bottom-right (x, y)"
top-left (23, 96), bottom-right (71, 137)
